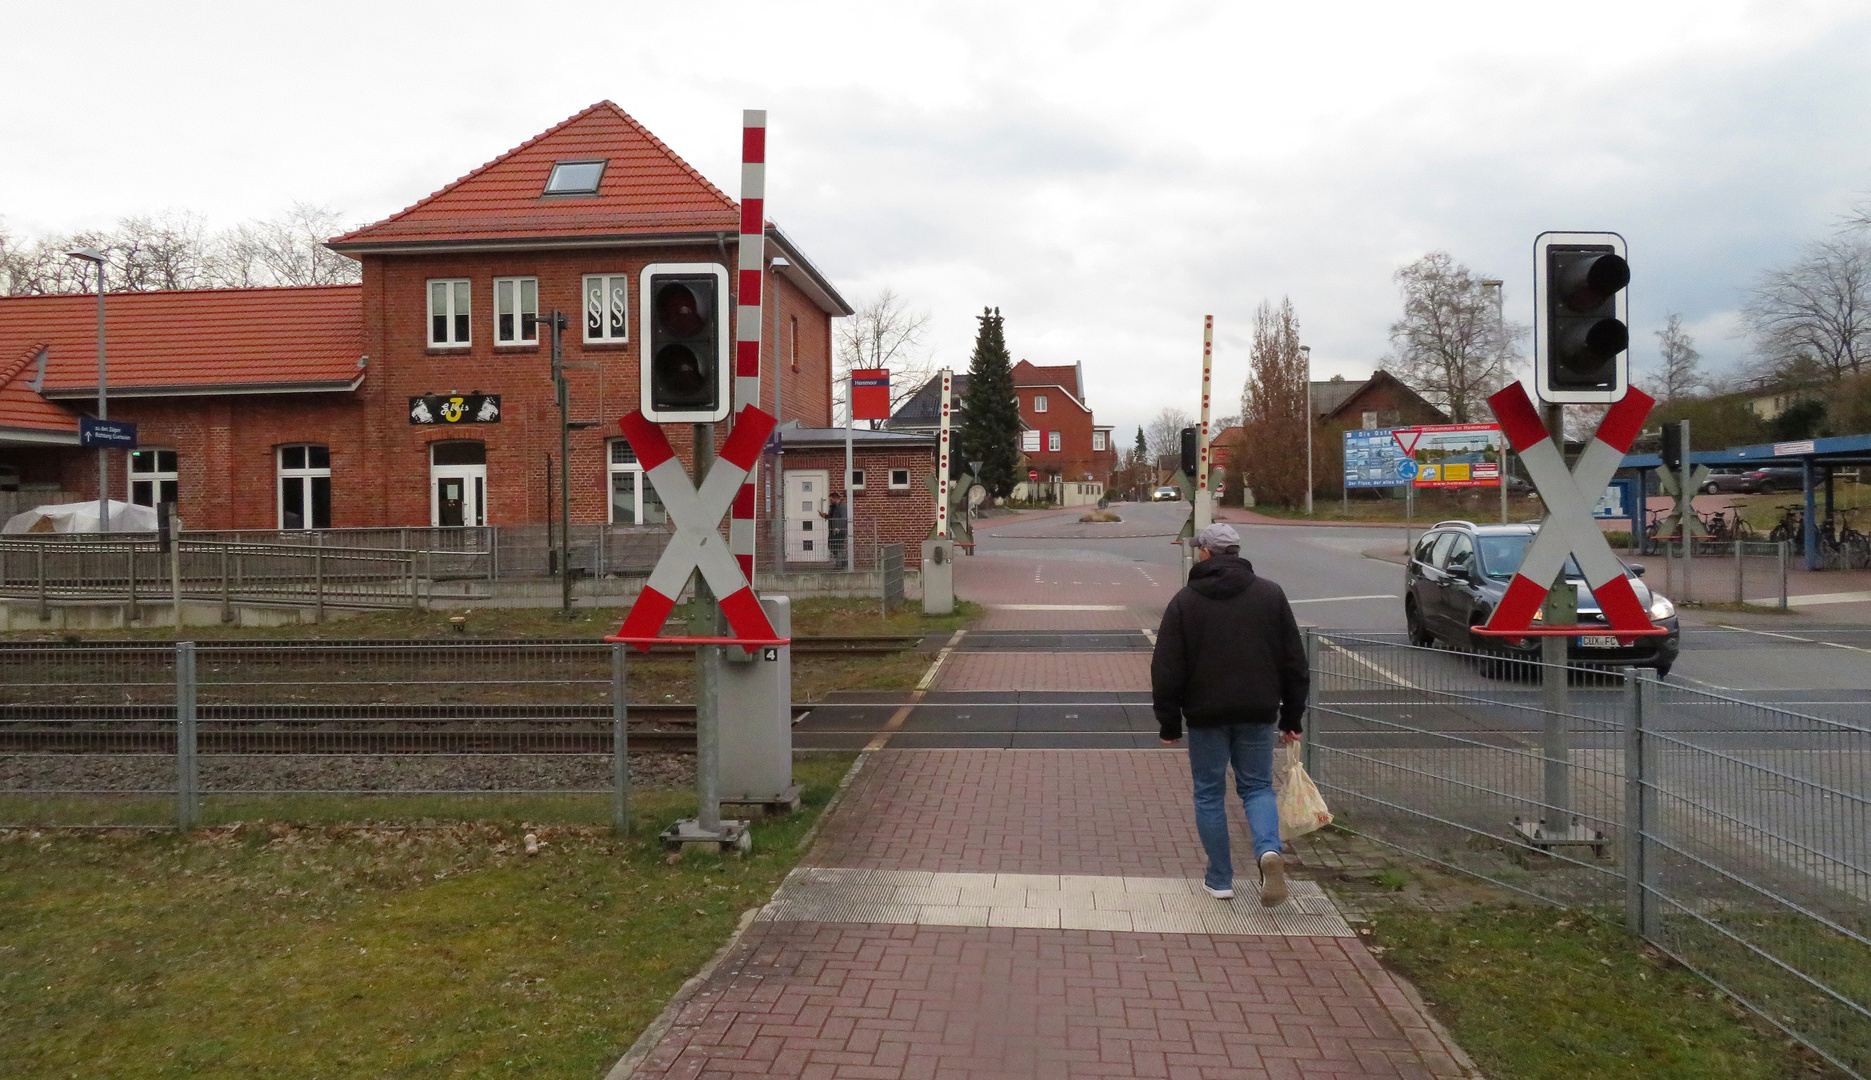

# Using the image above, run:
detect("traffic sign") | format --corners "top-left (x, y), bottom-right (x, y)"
top-left (1395, 459), bottom-right (1419, 480)
top-left (79, 417), bottom-right (137, 448)
top-left (1476, 383), bottom-right (1663, 640)
top-left (611, 406), bottom-right (779, 647)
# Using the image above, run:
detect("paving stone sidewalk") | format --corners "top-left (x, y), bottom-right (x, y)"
top-left (619, 750), bottom-right (1480, 1080)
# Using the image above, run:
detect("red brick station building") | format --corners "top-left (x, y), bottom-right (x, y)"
top-left (0, 103), bottom-right (955, 565)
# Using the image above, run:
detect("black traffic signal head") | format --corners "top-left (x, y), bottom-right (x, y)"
top-left (639, 263), bottom-right (730, 422)
top-left (1534, 232), bottom-right (1630, 404)
top-left (1179, 426), bottom-right (1198, 478)
top-left (1660, 422), bottom-right (1684, 471)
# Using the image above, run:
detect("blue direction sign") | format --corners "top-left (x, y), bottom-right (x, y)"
top-left (1395, 458), bottom-right (1419, 481)
top-left (79, 417), bottom-right (137, 448)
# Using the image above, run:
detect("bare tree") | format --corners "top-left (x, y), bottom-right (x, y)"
top-left (1646, 313), bottom-right (1704, 403)
top-left (1383, 252), bottom-right (1522, 422)
top-left (1238, 298), bottom-right (1310, 506)
top-left (835, 286), bottom-right (933, 424)
top-left (214, 203), bottom-right (360, 287)
top-left (1744, 232), bottom-right (1871, 381)
top-left (1145, 406), bottom-right (1194, 460)
top-left (0, 204), bottom-right (360, 295)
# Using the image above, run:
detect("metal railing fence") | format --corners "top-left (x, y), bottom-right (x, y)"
top-left (0, 641), bottom-right (651, 832)
top-left (1307, 632), bottom-right (1871, 1078)
top-left (1644, 539), bottom-right (1791, 608)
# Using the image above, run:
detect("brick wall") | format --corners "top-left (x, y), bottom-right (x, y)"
top-left (778, 445), bottom-right (936, 567)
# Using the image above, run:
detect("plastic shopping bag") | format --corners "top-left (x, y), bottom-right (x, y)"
top-left (1277, 742), bottom-right (1333, 841)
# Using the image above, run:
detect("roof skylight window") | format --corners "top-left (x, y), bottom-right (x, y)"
top-left (544, 160), bottom-right (606, 195)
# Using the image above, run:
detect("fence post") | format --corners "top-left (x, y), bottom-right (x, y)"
top-left (613, 642), bottom-right (630, 837)
top-left (37, 544), bottom-right (48, 621)
top-left (407, 551), bottom-right (419, 612)
top-left (1622, 674), bottom-right (1661, 939)
top-left (1778, 540), bottom-right (1789, 610)
top-left (175, 641), bottom-right (198, 830)
top-left (1302, 628), bottom-right (1319, 777)
top-left (127, 542), bottom-right (139, 622)
top-left (219, 545), bottom-right (233, 624)
top-left (314, 533), bottom-right (325, 624)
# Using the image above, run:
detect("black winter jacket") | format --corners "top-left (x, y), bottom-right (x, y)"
top-left (1150, 554), bottom-right (1310, 741)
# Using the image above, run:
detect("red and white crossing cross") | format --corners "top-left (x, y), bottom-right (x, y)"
top-left (613, 406), bottom-right (780, 648)
top-left (729, 109), bottom-right (767, 582)
top-left (1482, 382), bottom-right (1657, 637)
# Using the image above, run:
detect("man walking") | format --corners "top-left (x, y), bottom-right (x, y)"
top-left (1152, 523), bottom-right (1309, 905)
top-left (820, 490), bottom-right (849, 565)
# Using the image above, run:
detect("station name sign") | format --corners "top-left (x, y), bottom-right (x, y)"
top-left (409, 394), bottom-right (501, 425)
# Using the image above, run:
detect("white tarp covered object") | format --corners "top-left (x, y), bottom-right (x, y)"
top-left (1, 500), bottom-right (159, 534)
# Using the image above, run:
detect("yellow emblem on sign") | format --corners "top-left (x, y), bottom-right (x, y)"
top-left (440, 397), bottom-right (466, 423)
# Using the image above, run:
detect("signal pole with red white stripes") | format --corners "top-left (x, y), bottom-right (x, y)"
top-left (730, 110), bottom-right (766, 582)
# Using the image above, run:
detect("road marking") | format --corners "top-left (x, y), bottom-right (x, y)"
top-left (1317, 634), bottom-right (1421, 690)
top-left (1671, 673), bottom-right (1740, 692)
top-left (989, 604), bottom-right (1129, 611)
top-left (863, 629), bottom-right (967, 752)
top-left (1289, 593), bottom-right (1398, 605)
top-left (1746, 590), bottom-right (1871, 607)
top-left (1141, 627), bottom-right (1157, 646)
top-left (1717, 624), bottom-right (1814, 643)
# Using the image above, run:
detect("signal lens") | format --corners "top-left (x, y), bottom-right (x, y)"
top-left (655, 283), bottom-right (706, 337)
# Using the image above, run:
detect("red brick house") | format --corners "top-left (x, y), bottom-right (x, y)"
top-left (887, 362), bottom-right (1117, 506)
top-left (0, 103), bottom-right (961, 564)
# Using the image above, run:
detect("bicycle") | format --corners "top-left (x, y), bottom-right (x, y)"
top-left (1768, 504), bottom-right (1804, 545)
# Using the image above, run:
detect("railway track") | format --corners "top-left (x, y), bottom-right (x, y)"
top-left (0, 703), bottom-right (827, 754)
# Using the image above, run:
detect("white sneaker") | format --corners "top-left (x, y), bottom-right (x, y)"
top-left (1203, 883), bottom-right (1234, 900)
top-left (1258, 851), bottom-right (1288, 908)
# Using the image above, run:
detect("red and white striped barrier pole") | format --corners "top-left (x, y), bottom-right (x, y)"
top-left (730, 109), bottom-right (766, 582)
top-left (937, 371), bottom-right (952, 538)
top-left (1195, 315), bottom-right (1213, 532)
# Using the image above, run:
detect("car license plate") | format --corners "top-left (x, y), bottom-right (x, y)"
top-left (1578, 635), bottom-right (1620, 649)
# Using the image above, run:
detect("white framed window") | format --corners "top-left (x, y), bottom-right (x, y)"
top-left (1092, 430), bottom-right (1107, 452)
top-left (584, 274), bottom-right (629, 342)
top-left (608, 439), bottom-right (667, 525)
top-left (1021, 430), bottom-right (1041, 453)
top-left (889, 468), bottom-right (911, 490)
top-left (278, 445), bottom-right (331, 529)
top-left (428, 279), bottom-right (471, 347)
top-left (128, 449), bottom-right (177, 507)
top-left (494, 277), bottom-right (538, 345)
top-left (1048, 431), bottom-right (1062, 452)
top-left (850, 469), bottom-right (866, 490)
top-left (1034, 394), bottom-right (1048, 413)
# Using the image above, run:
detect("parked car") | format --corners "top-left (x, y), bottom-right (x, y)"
top-left (1696, 467), bottom-right (1797, 495)
top-left (1403, 519), bottom-right (1679, 677)
top-left (1738, 466), bottom-right (1804, 494)
top-left (1151, 486), bottom-right (1182, 502)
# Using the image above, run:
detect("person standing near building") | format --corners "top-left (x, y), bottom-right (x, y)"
top-left (1151, 522), bottom-right (1309, 905)
top-left (820, 490), bottom-right (848, 564)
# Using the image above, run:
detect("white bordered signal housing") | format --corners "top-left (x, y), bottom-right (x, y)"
top-left (1534, 231), bottom-right (1629, 405)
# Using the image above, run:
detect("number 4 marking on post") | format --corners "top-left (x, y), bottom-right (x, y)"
top-left (612, 407), bottom-right (779, 648)
top-left (1480, 383), bottom-right (1662, 641)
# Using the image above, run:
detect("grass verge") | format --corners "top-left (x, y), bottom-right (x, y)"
top-left (1369, 905), bottom-right (1844, 1080)
top-left (0, 753), bottom-right (854, 1080)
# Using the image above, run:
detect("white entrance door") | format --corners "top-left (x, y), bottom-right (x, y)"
top-left (431, 466), bottom-right (486, 527)
top-left (784, 469), bottom-right (829, 562)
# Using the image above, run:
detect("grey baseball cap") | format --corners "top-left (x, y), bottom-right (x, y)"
top-left (1195, 522), bottom-right (1241, 552)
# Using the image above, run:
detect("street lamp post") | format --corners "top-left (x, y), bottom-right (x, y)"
top-left (1300, 344), bottom-right (1313, 516)
top-left (66, 248), bottom-right (109, 532)
top-left (1480, 280), bottom-right (1507, 524)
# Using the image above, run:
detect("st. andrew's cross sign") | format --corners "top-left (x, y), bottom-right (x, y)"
top-left (610, 406), bottom-right (781, 648)
top-left (1475, 382), bottom-right (1666, 642)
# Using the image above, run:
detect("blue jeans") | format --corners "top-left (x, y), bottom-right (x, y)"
top-left (1187, 723), bottom-right (1282, 891)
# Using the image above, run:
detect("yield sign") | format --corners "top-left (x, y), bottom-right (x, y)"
top-left (613, 407), bottom-right (779, 648)
top-left (1481, 383), bottom-right (1660, 639)
top-left (1392, 429), bottom-right (1424, 455)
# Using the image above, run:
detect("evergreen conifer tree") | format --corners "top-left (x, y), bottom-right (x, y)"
top-left (960, 307), bottom-right (1022, 497)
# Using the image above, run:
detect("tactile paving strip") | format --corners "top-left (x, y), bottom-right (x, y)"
top-left (756, 867), bottom-right (1354, 936)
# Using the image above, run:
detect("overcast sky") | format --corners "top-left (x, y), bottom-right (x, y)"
top-left (5, 1), bottom-right (1869, 440)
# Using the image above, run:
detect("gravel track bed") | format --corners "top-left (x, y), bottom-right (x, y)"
top-left (0, 752), bottom-right (695, 793)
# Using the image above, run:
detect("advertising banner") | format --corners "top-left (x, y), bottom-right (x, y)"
top-left (851, 368), bottom-right (892, 421)
top-left (1342, 428), bottom-right (1412, 489)
top-left (1392, 423), bottom-right (1505, 488)
top-left (409, 394), bottom-right (501, 425)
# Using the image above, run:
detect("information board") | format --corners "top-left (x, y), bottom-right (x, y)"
top-left (1393, 423), bottom-right (1505, 489)
top-left (1343, 428), bottom-right (1412, 489)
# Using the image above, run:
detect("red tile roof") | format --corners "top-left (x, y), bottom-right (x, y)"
top-left (1011, 361), bottom-right (1084, 399)
top-left (0, 285), bottom-right (364, 398)
top-left (330, 101), bottom-right (741, 248)
top-left (0, 343), bottom-right (76, 437)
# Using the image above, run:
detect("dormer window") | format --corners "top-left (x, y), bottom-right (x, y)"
top-left (544, 160), bottom-right (606, 195)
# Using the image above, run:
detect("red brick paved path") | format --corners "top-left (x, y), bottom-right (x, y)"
top-left (621, 750), bottom-right (1474, 1079)
top-left (936, 653), bottom-right (1153, 693)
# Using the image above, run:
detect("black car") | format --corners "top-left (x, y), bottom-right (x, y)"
top-left (1403, 520), bottom-right (1680, 677)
